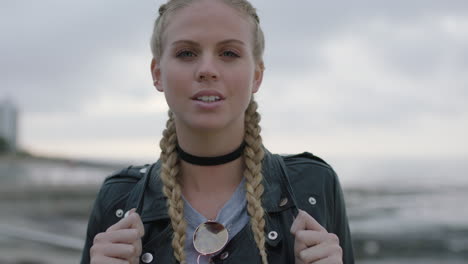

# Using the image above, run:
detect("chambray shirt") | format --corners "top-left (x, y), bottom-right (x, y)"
top-left (183, 178), bottom-right (249, 264)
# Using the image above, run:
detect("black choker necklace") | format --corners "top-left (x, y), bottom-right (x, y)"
top-left (176, 142), bottom-right (246, 166)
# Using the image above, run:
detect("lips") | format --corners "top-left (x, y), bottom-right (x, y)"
top-left (191, 90), bottom-right (225, 103)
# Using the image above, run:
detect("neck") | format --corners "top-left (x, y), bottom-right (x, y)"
top-left (180, 157), bottom-right (245, 220)
top-left (180, 157), bottom-right (244, 194)
top-left (175, 119), bottom-right (245, 158)
top-left (174, 118), bottom-right (245, 194)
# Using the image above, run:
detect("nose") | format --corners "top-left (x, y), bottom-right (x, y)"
top-left (196, 55), bottom-right (219, 82)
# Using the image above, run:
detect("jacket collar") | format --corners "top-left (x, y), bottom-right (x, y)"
top-left (126, 148), bottom-right (291, 223)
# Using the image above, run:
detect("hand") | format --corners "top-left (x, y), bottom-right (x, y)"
top-left (290, 210), bottom-right (342, 264)
top-left (90, 208), bottom-right (145, 264)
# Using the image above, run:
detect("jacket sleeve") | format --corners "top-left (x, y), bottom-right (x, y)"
top-left (330, 170), bottom-right (355, 264)
top-left (80, 184), bottom-right (107, 264)
top-left (79, 166), bottom-right (145, 264)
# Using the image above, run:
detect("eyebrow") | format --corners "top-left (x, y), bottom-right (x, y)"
top-left (170, 39), bottom-right (246, 47)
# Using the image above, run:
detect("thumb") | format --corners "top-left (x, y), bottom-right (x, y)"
top-left (290, 210), bottom-right (326, 235)
top-left (126, 208), bottom-right (137, 217)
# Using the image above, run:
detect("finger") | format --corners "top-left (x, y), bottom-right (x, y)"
top-left (312, 255), bottom-right (343, 264)
top-left (290, 210), bottom-right (326, 234)
top-left (91, 255), bottom-right (129, 264)
top-left (130, 255), bottom-right (141, 264)
top-left (107, 209), bottom-right (145, 237)
top-left (295, 230), bottom-right (331, 247)
top-left (296, 235), bottom-right (343, 264)
top-left (93, 229), bottom-right (142, 244)
top-left (132, 238), bottom-right (143, 257)
top-left (294, 233), bottom-right (307, 260)
top-left (293, 230), bottom-right (332, 259)
top-left (296, 242), bottom-right (331, 263)
top-left (91, 242), bottom-right (140, 260)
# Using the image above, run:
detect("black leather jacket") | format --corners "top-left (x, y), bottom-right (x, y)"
top-left (81, 150), bottom-right (354, 263)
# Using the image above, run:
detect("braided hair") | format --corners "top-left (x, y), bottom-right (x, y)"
top-left (154, 1), bottom-right (268, 263)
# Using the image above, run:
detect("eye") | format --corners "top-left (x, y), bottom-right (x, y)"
top-left (176, 50), bottom-right (196, 58)
top-left (220, 50), bottom-right (240, 57)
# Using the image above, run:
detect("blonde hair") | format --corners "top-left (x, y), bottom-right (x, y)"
top-left (150, 0), bottom-right (265, 64)
top-left (159, 100), bottom-right (267, 264)
top-left (155, 1), bottom-right (268, 263)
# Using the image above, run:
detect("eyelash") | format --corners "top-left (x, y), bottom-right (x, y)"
top-left (175, 49), bottom-right (240, 58)
top-left (221, 50), bottom-right (240, 57)
top-left (176, 49), bottom-right (196, 58)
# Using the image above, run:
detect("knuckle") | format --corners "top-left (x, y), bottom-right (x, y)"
top-left (329, 233), bottom-right (340, 243)
top-left (336, 245), bottom-right (343, 256)
top-left (298, 250), bottom-right (308, 261)
top-left (90, 254), bottom-right (104, 264)
top-left (128, 244), bottom-right (137, 256)
top-left (296, 230), bottom-right (308, 241)
top-left (135, 241), bottom-right (143, 255)
top-left (89, 245), bottom-right (97, 257)
top-left (130, 257), bottom-right (140, 264)
top-left (129, 229), bottom-right (139, 240)
top-left (332, 255), bottom-right (343, 263)
top-left (93, 232), bottom-right (105, 244)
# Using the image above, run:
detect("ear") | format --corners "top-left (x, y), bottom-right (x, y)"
top-left (151, 58), bottom-right (163, 92)
top-left (252, 61), bottom-right (264, 93)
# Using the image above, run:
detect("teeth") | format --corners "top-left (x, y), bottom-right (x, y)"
top-left (197, 96), bottom-right (220, 102)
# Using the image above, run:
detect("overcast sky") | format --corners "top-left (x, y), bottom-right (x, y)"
top-left (1, 0), bottom-right (467, 165)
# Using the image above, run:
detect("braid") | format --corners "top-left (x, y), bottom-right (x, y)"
top-left (158, 3), bottom-right (167, 16)
top-left (243, 98), bottom-right (268, 264)
top-left (159, 111), bottom-right (187, 263)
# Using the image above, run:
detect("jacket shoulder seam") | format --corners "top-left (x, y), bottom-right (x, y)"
top-left (102, 165), bottom-right (149, 185)
top-left (282, 152), bottom-right (333, 170)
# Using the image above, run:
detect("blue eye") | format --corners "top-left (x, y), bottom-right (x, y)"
top-left (176, 50), bottom-right (196, 57)
top-left (221, 50), bottom-right (240, 57)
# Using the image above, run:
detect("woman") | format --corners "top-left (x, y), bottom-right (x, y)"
top-left (81, 0), bottom-right (354, 263)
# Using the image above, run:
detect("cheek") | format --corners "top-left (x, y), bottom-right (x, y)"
top-left (226, 66), bottom-right (255, 88)
top-left (162, 63), bottom-right (193, 93)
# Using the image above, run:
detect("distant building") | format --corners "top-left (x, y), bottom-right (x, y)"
top-left (0, 98), bottom-right (18, 152)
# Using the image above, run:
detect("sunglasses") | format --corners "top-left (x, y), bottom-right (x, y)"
top-left (193, 220), bottom-right (229, 263)
top-left (136, 165), bottom-right (230, 263)
top-left (136, 156), bottom-right (302, 263)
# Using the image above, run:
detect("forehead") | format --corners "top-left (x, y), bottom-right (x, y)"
top-left (163, 0), bottom-right (254, 46)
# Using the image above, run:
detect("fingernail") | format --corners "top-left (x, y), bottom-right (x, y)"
top-left (125, 208), bottom-right (136, 218)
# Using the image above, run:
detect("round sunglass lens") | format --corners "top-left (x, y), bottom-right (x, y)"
top-left (193, 221), bottom-right (228, 255)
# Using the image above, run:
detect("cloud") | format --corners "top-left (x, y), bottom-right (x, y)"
top-left (1, 0), bottom-right (467, 160)
top-left (260, 12), bottom-right (468, 128)
top-left (1, 0), bottom-right (158, 112)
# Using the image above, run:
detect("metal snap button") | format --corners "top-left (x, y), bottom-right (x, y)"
top-left (308, 196), bottom-right (317, 205)
top-left (141, 252), bottom-right (154, 263)
top-left (279, 197), bottom-right (288, 207)
top-left (115, 209), bottom-right (124, 218)
top-left (220, 251), bottom-right (229, 260)
top-left (268, 231), bottom-right (278, 240)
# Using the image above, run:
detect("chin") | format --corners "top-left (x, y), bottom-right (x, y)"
top-left (186, 115), bottom-right (241, 133)
top-left (188, 120), bottom-right (230, 132)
